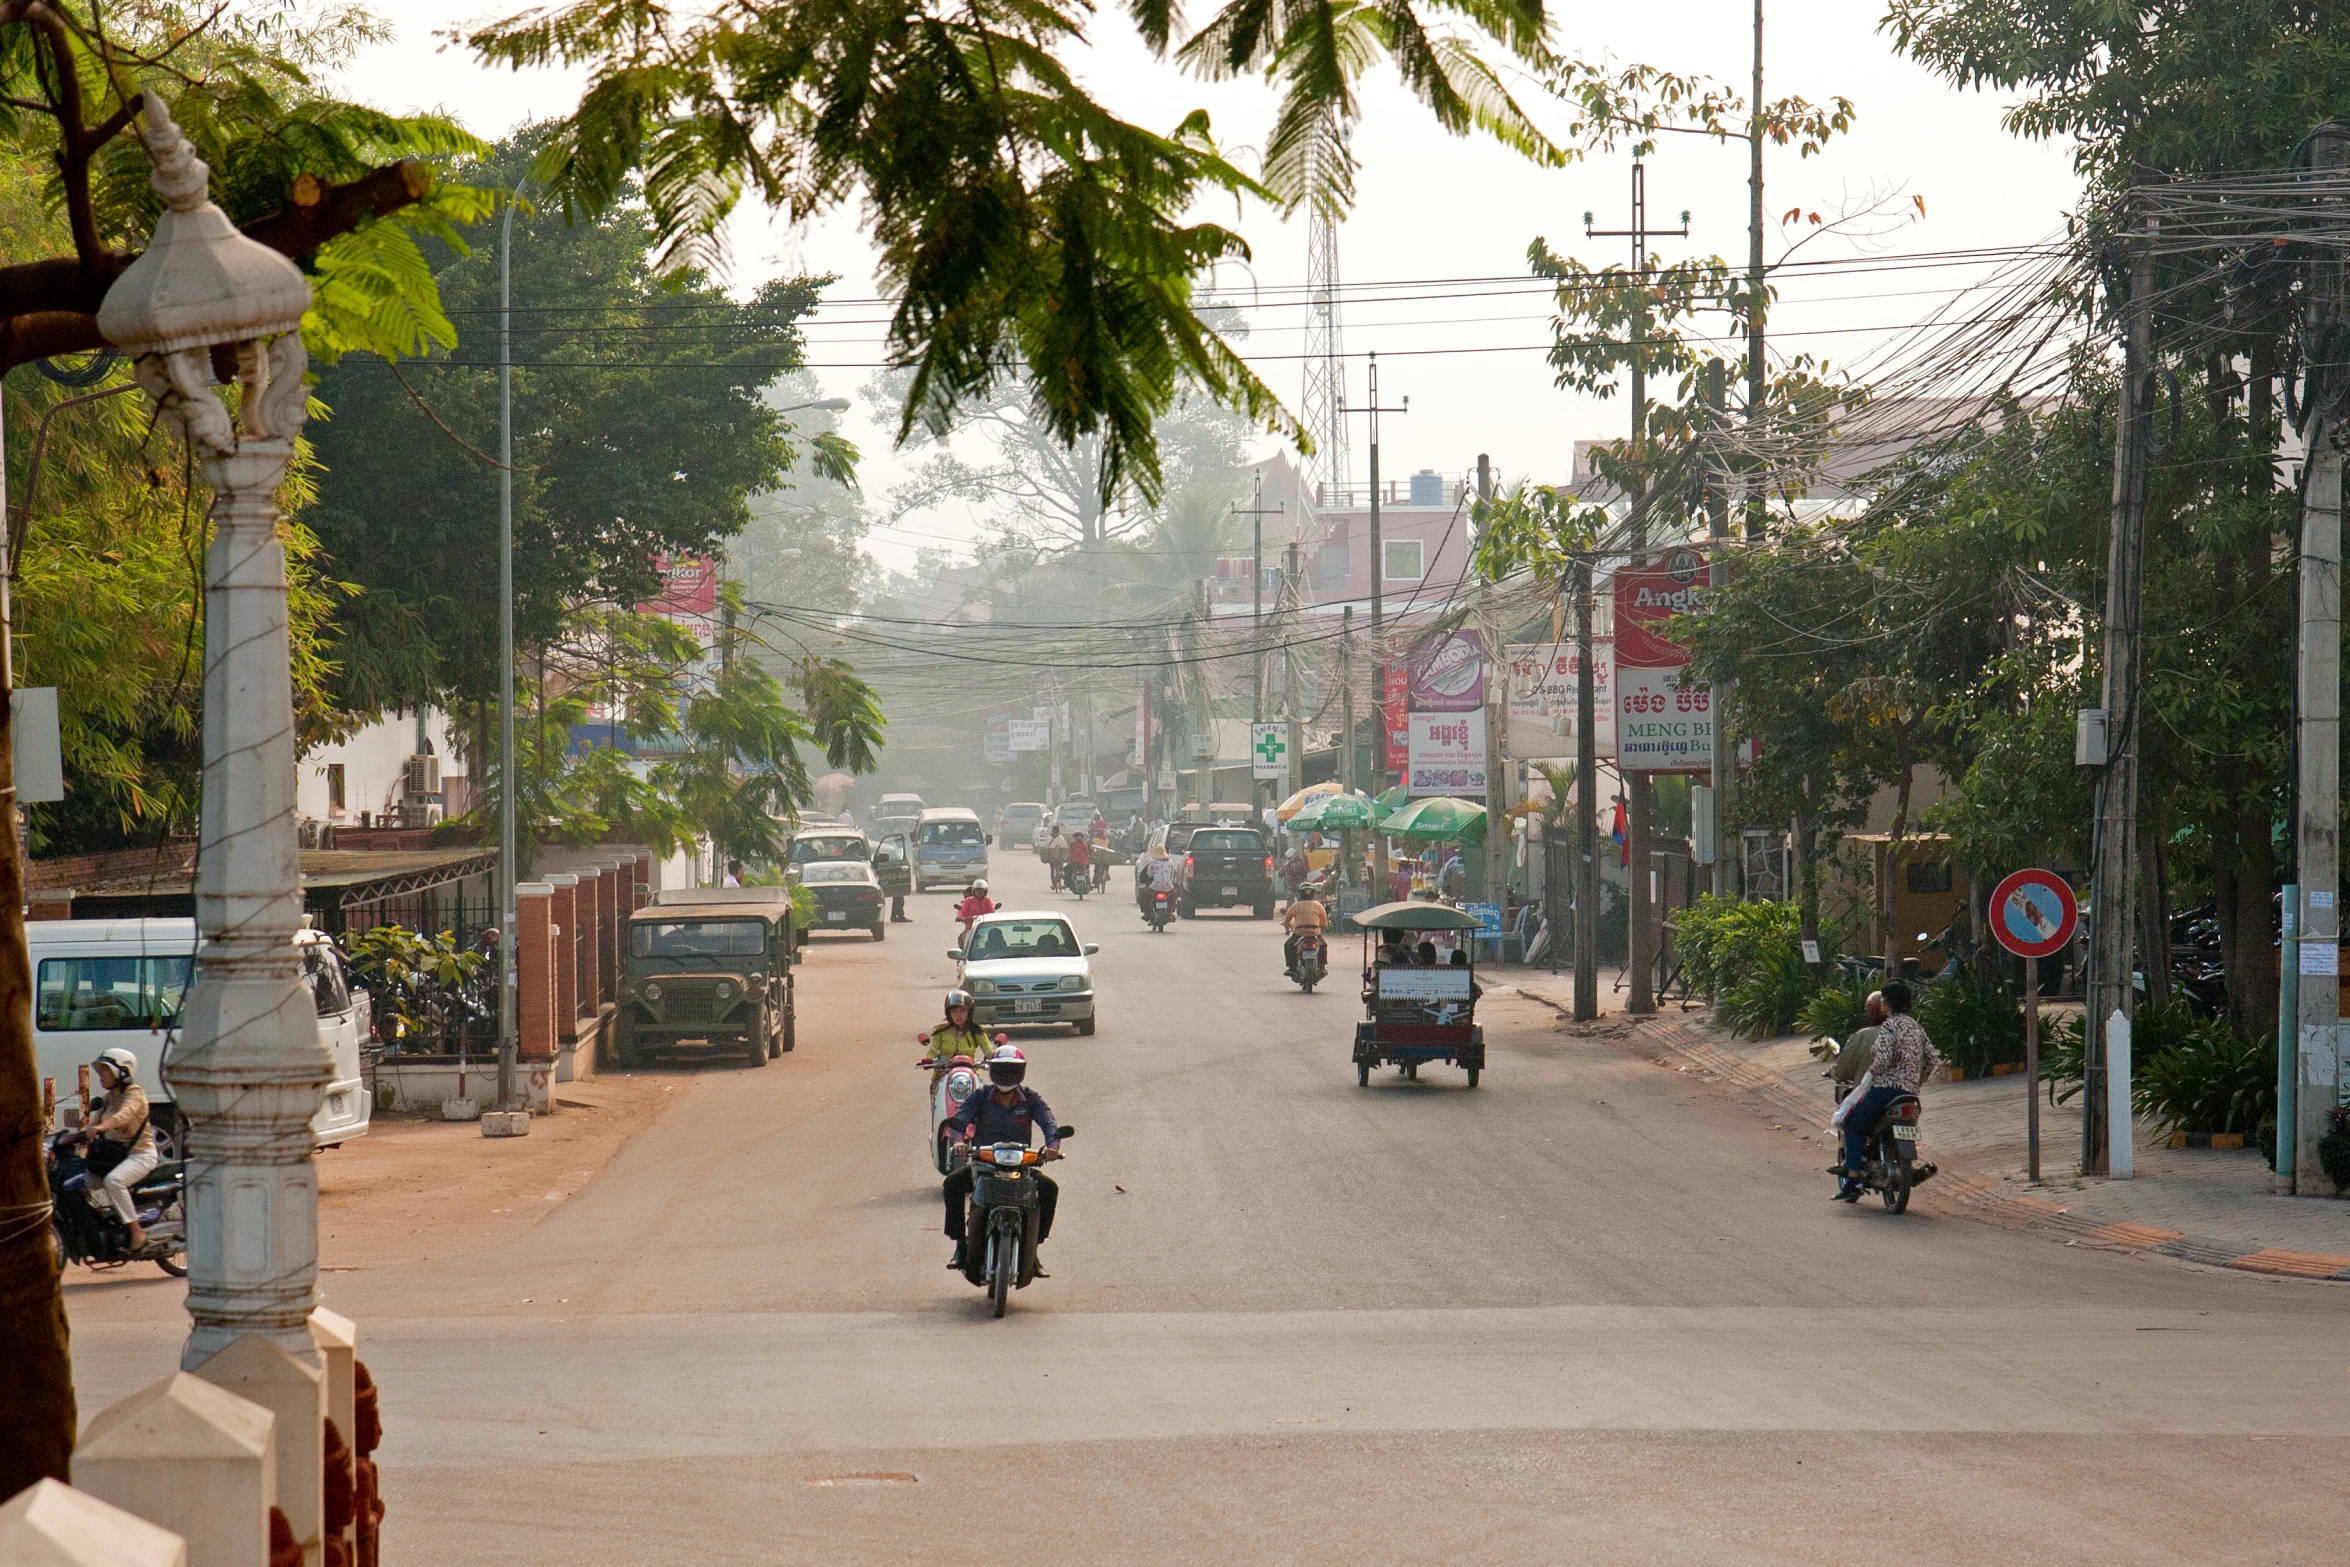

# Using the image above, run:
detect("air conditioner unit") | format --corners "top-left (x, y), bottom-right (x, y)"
top-left (404, 754), bottom-right (441, 797)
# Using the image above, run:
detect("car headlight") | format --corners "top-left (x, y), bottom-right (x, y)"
top-left (969, 978), bottom-right (997, 995)
top-left (1058, 975), bottom-right (1085, 992)
top-left (715, 980), bottom-right (736, 1002)
top-left (643, 981), bottom-right (663, 1002)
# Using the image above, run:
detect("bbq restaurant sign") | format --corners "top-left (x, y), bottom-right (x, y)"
top-left (1612, 552), bottom-right (1712, 774)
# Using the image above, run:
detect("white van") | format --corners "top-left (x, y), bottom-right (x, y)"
top-left (30, 919), bottom-right (372, 1153)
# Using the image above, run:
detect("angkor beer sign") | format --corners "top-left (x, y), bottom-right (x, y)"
top-left (1612, 549), bottom-right (1712, 774)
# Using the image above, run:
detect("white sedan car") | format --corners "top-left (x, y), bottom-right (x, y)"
top-left (952, 911), bottom-right (1099, 1035)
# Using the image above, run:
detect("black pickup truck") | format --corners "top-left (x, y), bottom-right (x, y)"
top-left (1176, 825), bottom-right (1276, 918)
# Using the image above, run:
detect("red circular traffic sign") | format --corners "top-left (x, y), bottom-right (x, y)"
top-left (1989, 869), bottom-right (2078, 959)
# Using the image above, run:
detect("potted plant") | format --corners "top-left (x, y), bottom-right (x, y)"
top-left (2320, 1106), bottom-right (2350, 1196)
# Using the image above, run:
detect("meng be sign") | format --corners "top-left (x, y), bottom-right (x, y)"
top-left (1613, 550), bottom-right (1713, 774)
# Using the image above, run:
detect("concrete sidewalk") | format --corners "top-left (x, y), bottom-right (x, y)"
top-left (1502, 964), bottom-right (2350, 1282)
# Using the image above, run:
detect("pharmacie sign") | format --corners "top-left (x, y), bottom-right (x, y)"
top-left (1611, 550), bottom-right (1712, 774)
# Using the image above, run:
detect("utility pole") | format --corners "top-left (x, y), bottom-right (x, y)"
top-left (1283, 542), bottom-right (1304, 806)
top-left (1340, 604), bottom-right (1356, 791)
top-left (1342, 352), bottom-right (1407, 893)
top-left (1573, 554), bottom-right (1600, 1019)
top-left (2085, 214), bottom-right (2155, 1176)
top-left (1703, 357), bottom-right (1736, 897)
top-left (1478, 455), bottom-right (1508, 912)
top-left (496, 187), bottom-right (520, 1111)
top-left (1235, 474), bottom-right (1284, 811)
top-left (1744, 0), bottom-right (1768, 542)
top-left (1586, 161), bottom-right (1689, 1014)
top-left (2293, 121), bottom-right (2348, 1192)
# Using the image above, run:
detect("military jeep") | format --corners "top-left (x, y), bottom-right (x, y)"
top-left (611, 888), bottom-right (797, 1069)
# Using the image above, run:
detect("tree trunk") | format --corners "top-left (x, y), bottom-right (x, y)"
top-left (0, 685), bottom-right (75, 1493)
top-left (2216, 804), bottom-right (2279, 1045)
top-left (1796, 816), bottom-right (1820, 945)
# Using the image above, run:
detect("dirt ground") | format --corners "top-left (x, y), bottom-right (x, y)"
top-left (317, 1072), bottom-right (687, 1270)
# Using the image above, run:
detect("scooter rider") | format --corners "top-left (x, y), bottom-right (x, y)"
top-left (77, 1048), bottom-right (157, 1252)
top-left (1042, 826), bottom-right (1068, 889)
top-left (1835, 980), bottom-right (1941, 1201)
top-left (953, 880), bottom-right (997, 937)
top-left (1138, 842), bottom-right (1179, 912)
top-left (942, 1045), bottom-right (1063, 1271)
top-left (1281, 883), bottom-right (1329, 975)
top-left (920, 989), bottom-right (993, 1075)
top-left (1064, 829), bottom-right (1093, 891)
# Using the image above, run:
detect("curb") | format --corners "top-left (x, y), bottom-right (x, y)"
top-left (1508, 986), bottom-right (2350, 1284)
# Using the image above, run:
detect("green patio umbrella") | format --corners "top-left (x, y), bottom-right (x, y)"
top-left (1294, 790), bottom-right (1377, 830)
top-left (1372, 784), bottom-right (1412, 816)
top-left (1382, 795), bottom-right (1488, 844)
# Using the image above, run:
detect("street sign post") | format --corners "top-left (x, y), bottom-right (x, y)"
top-left (1990, 868), bottom-right (2080, 1183)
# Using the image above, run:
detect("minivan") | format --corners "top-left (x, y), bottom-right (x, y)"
top-left (31, 918), bottom-right (372, 1154)
top-left (914, 807), bottom-right (991, 892)
top-left (876, 792), bottom-right (927, 820)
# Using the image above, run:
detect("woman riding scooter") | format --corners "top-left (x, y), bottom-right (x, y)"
top-left (919, 989), bottom-right (993, 1073)
top-left (76, 1047), bottom-right (157, 1253)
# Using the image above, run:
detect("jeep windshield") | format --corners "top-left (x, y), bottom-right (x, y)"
top-left (630, 919), bottom-right (767, 961)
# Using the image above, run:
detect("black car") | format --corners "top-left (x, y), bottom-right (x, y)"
top-left (798, 861), bottom-right (888, 940)
top-left (1178, 826), bottom-right (1275, 918)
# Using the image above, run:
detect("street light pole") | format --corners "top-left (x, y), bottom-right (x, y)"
top-left (1340, 352), bottom-right (1406, 893)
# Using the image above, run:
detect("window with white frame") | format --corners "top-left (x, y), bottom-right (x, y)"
top-left (1381, 539), bottom-right (1424, 582)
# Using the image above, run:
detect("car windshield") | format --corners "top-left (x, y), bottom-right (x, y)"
top-left (1192, 831), bottom-right (1261, 851)
top-left (801, 863), bottom-right (872, 885)
top-left (789, 835), bottom-right (869, 863)
top-left (965, 919), bottom-right (1081, 962)
top-left (920, 821), bottom-right (984, 847)
top-left (630, 919), bottom-right (767, 958)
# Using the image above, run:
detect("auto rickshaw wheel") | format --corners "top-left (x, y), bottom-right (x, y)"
top-left (1466, 1066), bottom-right (1480, 1088)
top-left (1357, 1060), bottom-right (1370, 1086)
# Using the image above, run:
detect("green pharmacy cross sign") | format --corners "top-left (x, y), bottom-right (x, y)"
top-left (1252, 722), bottom-right (1288, 781)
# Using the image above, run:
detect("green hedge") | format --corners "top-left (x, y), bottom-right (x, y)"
top-left (1676, 895), bottom-right (1845, 1038)
top-left (2039, 1000), bottom-right (2275, 1138)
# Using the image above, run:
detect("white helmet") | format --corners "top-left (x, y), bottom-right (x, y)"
top-left (969, 879), bottom-right (988, 894)
top-left (93, 1047), bottom-right (138, 1085)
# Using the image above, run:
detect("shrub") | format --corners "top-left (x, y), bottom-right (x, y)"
top-left (1915, 969), bottom-right (2027, 1078)
top-left (1676, 895), bottom-right (1843, 1037)
top-left (2036, 1001), bottom-right (2275, 1138)
top-left (1724, 942), bottom-right (1819, 1038)
top-left (2318, 1106), bottom-right (2350, 1195)
top-left (344, 925), bottom-right (487, 1047)
top-left (1800, 973), bottom-right (1874, 1043)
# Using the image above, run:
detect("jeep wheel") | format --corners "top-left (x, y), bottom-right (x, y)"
top-left (611, 1017), bottom-right (642, 1070)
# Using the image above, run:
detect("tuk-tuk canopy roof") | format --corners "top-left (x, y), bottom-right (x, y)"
top-left (1353, 900), bottom-right (1485, 932)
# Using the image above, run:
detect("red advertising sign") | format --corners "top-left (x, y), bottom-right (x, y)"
top-left (1383, 663), bottom-right (1410, 772)
top-left (1612, 548), bottom-right (1711, 774)
top-left (643, 553), bottom-right (719, 620)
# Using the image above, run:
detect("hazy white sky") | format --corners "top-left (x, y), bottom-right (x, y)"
top-left (333, 2), bottom-right (2082, 570)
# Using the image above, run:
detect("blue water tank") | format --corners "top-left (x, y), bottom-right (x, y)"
top-left (1409, 468), bottom-right (1444, 506)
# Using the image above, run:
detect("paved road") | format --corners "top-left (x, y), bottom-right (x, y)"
top-left (68, 850), bottom-right (2349, 1563)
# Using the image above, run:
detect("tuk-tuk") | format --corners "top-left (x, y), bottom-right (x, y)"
top-left (613, 888), bottom-right (797, 1069)
top-left (1351, 901), bottom-right (1485, 1088)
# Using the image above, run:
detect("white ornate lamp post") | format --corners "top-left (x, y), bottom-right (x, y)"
top-left (97, 92), bottom-right (332, 1369)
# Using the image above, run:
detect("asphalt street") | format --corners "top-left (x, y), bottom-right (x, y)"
top-left (66, 849), bottom-right (2350, 1563)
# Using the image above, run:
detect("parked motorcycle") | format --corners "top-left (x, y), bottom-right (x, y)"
top-left (1835, 1092), bottom-right (1937, 1214)
top-left (1146, 887), bottom-right (1175, 932)
top-left (1289, 930), bottom-right (1327, 993)
top-left (955, 1126), bottom-right (1075, 1317)
top-left (917, 1032), bottom-right (1004, 1174)
top-left (46, 1130), bottom-right (188, 1276)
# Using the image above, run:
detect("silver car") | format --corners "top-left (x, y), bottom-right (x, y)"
top-left (951, 911), bottom-right (1099, 1035)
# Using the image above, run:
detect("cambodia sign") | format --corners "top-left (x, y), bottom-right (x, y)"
top-left (1407, 709), bottom-right (1486, 796)
top-left (1406, 630), bottom-right (1485, 712)
top-left (1612, 550), bottom-right (1712, 774)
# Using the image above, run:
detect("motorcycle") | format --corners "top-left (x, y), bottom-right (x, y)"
top-left (1067, 859), bottom-right (1091, 900)
top-left (1834, 1089), bottom-right (1937, 1214)
top-left (1146, 887), bottom-right (1175, 932)
top-left (46, 1130), bottom-right (188, 1276)
top-left (918, 1032), bottom-right (1005, 1174)
top-left (1289, 930), bottom-right (1327, 993)
top-left (955, 1126), bottom-right (1076, 1317)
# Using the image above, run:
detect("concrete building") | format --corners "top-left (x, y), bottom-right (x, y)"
top-left (295, 709), bottom-right (466, 833)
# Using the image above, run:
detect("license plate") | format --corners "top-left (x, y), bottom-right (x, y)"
top-left (826, 911), bottom-right (848, 921)
top-left (1014, 998), bottom-right (1043, 1014)
top-left (1221, 885), bottom-right (1240, 896)
top-left (1893, 1125), bottom-right (1918, 1141)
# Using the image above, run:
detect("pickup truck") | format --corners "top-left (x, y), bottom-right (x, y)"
top-left (1176, 826), bottom-right (1276, 918)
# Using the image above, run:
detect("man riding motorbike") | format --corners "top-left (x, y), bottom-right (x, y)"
top-left (1281, 881), bottom-right (1329, 976)
top-left (920, 989), bottom-right (994, 1076)
top-left (1042, 827), bottom-right (1068, 889)
top-left (1064, 829), bottom-right (1093, 893)
top-left (941, 1045), bottom-right (1063, 1271)
top-left (1835, 980), bottom-right (1940, 1201)
top-left (76, 1047), bottom-right (157, 1252)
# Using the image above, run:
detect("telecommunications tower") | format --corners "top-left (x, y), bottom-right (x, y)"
top-left (1298, 126), bottom-right (1351, 505)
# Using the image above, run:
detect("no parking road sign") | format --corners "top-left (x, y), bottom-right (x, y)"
top-left (1990, 868), bottom-right (2078, 960)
